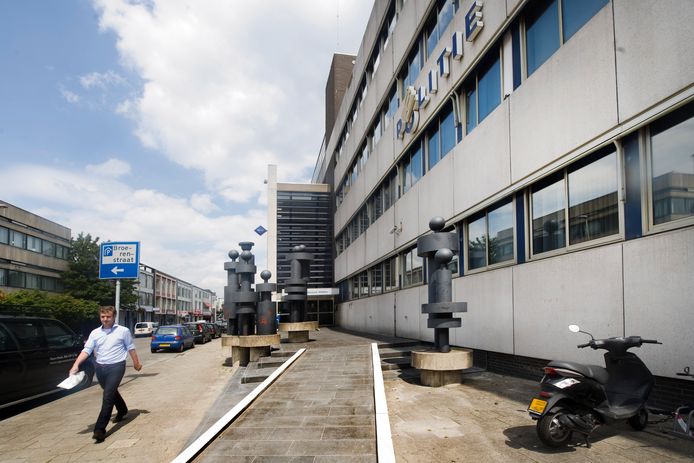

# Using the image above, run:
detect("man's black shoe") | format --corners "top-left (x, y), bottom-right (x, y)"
top-left (92, 430), bottom-right (106, 443)
top-left (112, 409), bottom-right (128, 423)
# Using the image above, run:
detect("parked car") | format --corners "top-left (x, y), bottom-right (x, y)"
top-left (206, 322), bottom-right (221, 338)
top-left (184, 321), bottom-right (212, 344)
top-left (0, 314), bottom-right (94, 408)
top-left (134, 321), bottom-right (159, 338)
top-left (150, 325), bottom-right (194, 353)
top-left (215, 321), bottom-right (227, 335)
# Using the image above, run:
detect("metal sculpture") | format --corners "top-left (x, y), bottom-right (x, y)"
top-left (417, 217), bottom-right (467, 353)
top-left (284, 245), bottom-right (313, 323)
top-left (222, 250), bottom-right (239, 335)
top-left (256, 270), bottom-right (277, 335)
top-left (234, 242), bottom-right (257, 336)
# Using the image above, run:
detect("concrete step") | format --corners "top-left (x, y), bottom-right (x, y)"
top-left (377, 340), bottom-right (421, 349)
top-left (256, 359), bottom-right (285, 369)
top-left (379, 346), bottom-right (415, 359)
top-left (381, 356), bottom-right (413, 371)
top-left (270, 351), bottom-right (296, 358)
top-left (241, 367), bottom-right (277, 384)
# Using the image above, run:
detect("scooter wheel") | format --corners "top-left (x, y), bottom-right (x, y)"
top-left (627, 408), bottom-right (648, 431)
top-left (537, 409), bottom-right (573, 448)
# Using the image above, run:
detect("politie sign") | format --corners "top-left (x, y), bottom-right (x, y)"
top-left (99, 241), bottom-right (140, 280)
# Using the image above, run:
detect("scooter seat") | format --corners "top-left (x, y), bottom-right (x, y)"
top-left (548, 360), bottom-right (609, 384)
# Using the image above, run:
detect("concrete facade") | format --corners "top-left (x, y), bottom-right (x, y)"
top-left (314, 0), bottom-right (694, 380)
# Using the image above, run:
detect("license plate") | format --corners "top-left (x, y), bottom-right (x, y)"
top-left (528, 398), bottom-right (547, 414)
top-left (159, 343), bottom-right (170, 347)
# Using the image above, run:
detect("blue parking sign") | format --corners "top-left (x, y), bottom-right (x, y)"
top-left (99, 241), bottom-right (140, 279)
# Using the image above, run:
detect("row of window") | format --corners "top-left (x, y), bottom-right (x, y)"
top-left (0, 225), bottom-right (70, 260)
top-left (335, 0), bottom-right (460, 206)
top-left (336, 0), bottom-right (613, 254)
top-left (338, 100), bottom-right (694, 301)
top-left (0, 268), bottom-right (64, 292)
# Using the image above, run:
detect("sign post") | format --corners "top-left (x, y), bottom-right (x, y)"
top-left (99, 241), bottom-right (140, 324)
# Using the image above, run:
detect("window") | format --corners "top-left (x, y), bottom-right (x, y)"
top-left (4, 320), bottom-right (42, 349)
top-left (42, 240), bottom-right (55, 257)
top-left (532, 147), bottom-right (619, 255)
top-left (402, 45), bottom-right (423, 98)
top-left (0, 268), bottom-right (7, 286)
top-left (25, 273), bottom-right (41, 290)
top-left (464, 47), bottom-right (501, 134)
top-left (359, 272), bottom-right (369, 297)
top-left (41, 320), bottom-right (74, 348)
top-left (402, 143), bottom-right (423, 194)
top-left (427, 103), bottom-right (457, 170)
top-left (385, 85), bottom-right (399, 127)
top-left (384, 257), bottom-right (397, 292)
top-left (649, 103), bottom-right (694, 226)
top-left (370, 266), bottom-right (383, 295)
top-left (8, 270), bottom-right (25, 288)
top-left (401, 247), bottom-right (424, 287)
top-left (27, 236), bottom-right (41, 253)
top-left (562, 0), bottom-right (608, 42)
top-left (525, 0), bottom-right (559, 76)
top-left (467, 199), bottom-right (515, 270)
top-left (0, 323), bottom-right (18, 352)
top-left (567, 150), bottom-right (619, 244)
top-left (525, 0), bottom-right (607, 76)
top-left (0, 226), bottom-right (8, 244)
top-left (9, 230), bottom-right (25, 249)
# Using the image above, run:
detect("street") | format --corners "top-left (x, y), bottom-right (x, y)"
top-left (0, 335), bottom-right (236, 462)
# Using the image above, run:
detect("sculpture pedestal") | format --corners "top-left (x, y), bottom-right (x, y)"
top-left (411, 348), bottom-right (473, 387)
top-left (222, 334), bottom-right (280, 367)
top-left (278, 321), bottom-right (319, 343)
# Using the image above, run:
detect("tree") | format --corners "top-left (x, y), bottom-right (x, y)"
top-left (61, 233), bottom-right (137, 307)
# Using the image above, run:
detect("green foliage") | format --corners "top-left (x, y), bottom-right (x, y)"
top-left (0, 289), bottom-right (99, 333)
top-left (61, 232), bottom-right (137, 307)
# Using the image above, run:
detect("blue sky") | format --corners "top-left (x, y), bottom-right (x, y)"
top-left (0, 0), bottom-right (372, 295)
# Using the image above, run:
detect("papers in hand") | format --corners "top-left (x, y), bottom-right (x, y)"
top-left (57, 371), bottom-right (86, 390)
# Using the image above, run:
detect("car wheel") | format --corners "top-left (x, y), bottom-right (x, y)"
top-left (190, 341), bottom-right (195, 349)
top-left (151, 348), bottom-right (157, 353)
top-left (79, 361), bottom-right (95, 389)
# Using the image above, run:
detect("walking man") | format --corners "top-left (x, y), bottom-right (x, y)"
top-left (69, 306), bottom-right (142, 443)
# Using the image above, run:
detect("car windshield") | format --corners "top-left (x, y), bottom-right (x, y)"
top-left (156, 327), bottom-right (178, 335)
top-left (135, 323), bottom-right (149, 329)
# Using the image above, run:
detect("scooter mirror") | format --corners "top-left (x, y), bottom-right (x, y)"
top-left (568, 324), bottom-right (580, 333)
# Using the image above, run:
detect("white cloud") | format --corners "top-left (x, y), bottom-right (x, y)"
top-left (0, 163), bottom-right (267, 295)
top-left (86, 158), bottom-right (132, 177)
top-left (92, 0), bottom-right (372, 203)
top-left (60, 87), bottom-right (80, 103)
top-left (190, 193), bottom-right (218, 214)
top-left (80, 70), bottom-right (126, 89)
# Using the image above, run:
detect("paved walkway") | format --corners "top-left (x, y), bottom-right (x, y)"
top-left (193, 330), bottom-right (379, 462)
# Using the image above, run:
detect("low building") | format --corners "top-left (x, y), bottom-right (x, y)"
top-left (0, 201), bottom-right (71, 294)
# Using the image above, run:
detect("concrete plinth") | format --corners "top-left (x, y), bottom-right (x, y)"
top-left (221, 334), bottom-right (280, 366)
top-left (278, 321), bottom-right (318, 343)
top-left (411, 348), bottom-right (473, 387)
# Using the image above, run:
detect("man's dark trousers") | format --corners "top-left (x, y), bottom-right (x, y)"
top-left (94, 361), bottom-right (127, 433)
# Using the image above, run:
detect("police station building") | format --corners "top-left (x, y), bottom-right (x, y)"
top-left (309, 0), bottom-right (694, 401)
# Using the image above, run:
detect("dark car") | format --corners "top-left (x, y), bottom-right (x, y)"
top-left (206, 322), bottom-right (221, 339)
top-left (150, 325), bottom-right (195, 353)
top-left (184, 321), bottom-right (212, 344)
top-left (0, 314), bottom-right (94, 408)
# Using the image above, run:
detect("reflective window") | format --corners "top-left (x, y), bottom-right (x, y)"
top-left (466, 87), bottom-right (477, 134)
top-left (467, 199), bottom-right (514, 270)
top-left (25, 273), bottom-right (41, 290)
top-left (0, 226), bottom-right (8, 244)
top-left (27, 236), bottom-right (41, 253)
top-left (428, 123), bottom-right (441, 170)
top-left (402, 247), bottom-right (424, 287)
top-left (477, 55), bottom-right (501, 123)
top-left (532, 175), bottom-right (566, 254)
top-left (370, 266), bottom-right (382, 295)
top-left (440, 106), bottom-right (456, 157)
top-left (42, 240), bottom-right (55, 257)
top-left (562, 0), bottom-right (608, 42)
top-left (8, 270), bottom-right (25, 288)
top-left (568, 150), bottom-right (618, 244)
top-left (9, 230), bottom-right (25, 249)
top-left (525, 0), bottom-right (559, 76)
top-left (0, 268), bottom-right (6, 286)
top-left (384, 257), bottom-right (397, 292)
top-left (359, 272), bottom-right (369, 297)
top-left (650, 103), bottom-right (694, 226)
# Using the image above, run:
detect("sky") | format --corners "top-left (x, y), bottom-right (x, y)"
top-left (0, 0), bottom-right (373, 297)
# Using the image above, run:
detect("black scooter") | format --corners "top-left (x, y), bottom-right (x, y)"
top-left (527, 324), bottom-right (661, 448)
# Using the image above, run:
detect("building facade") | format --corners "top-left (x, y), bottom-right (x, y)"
top-left (0, 201), bottom-right (71, 294)
top-left (312, 0), bottom-right (694, 395)
top-left (267, 165), bottom-right (339, 325)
